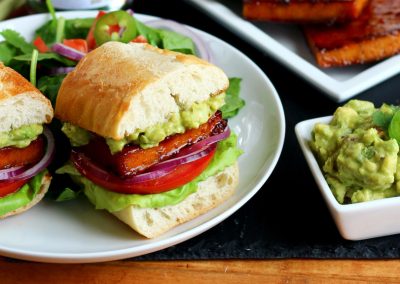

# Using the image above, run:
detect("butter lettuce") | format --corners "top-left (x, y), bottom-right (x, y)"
top-left (56, 133), bottom-right (242, 212)
top-left (0, 170), bottom-right (47, 216)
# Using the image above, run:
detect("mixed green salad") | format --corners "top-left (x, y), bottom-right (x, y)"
top-left (0, 1), bottom-right (245, 206)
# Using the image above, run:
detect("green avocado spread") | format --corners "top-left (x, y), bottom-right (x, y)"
top-left (310, 100), bottom-right (400, 204)
top-left (62, 93), bottom-right (226, 154)
top-left (0, 124), bottom-right (43, 148)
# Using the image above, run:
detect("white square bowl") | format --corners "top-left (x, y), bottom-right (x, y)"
top-left (295, 117), bottom-right (400, 240)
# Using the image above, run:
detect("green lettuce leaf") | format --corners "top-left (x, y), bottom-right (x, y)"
top-left (55, 187), bottom-right (80, 201)
top-left (0, 170), bottom-right (47, 216)
top-left (56, 132), bottom-right (242, 212)
top-left (221, 78), bottom-right (245, 119)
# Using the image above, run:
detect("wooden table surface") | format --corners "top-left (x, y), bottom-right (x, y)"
top-left (2, 258), bottom-right (400, 283)
top-left (2, 1), bottom-right (400, 283)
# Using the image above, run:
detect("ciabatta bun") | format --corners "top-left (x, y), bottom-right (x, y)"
top-left (112, 163), bottom-right (239, 238)
top-left (0, 63), bottom-right (53, 132)
top-left (0, 173), bottom-right (51, 219)
top-left (55, 42), bottom-right (229, 140)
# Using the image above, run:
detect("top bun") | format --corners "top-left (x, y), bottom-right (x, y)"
top-left (0, 63), bottom-right (53, 132)
top-left (55, 42), bottom-right (229, 140)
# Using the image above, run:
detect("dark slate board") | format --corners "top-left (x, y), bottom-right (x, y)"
top-left (130, 0), bottom-right (400, 259)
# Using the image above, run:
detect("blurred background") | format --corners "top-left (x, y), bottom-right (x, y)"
top-left (0, 0), bottom-right (134, 20)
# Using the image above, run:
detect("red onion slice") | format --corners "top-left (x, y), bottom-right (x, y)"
top-left (144, 19), bottom-right (212, 62)
top-left (71, 144), bottom-right (216, 184)
top-left (49, 67), bottom-right (75, 75)
top-left (52, 43), bottom-right (86, 61)
top-left (0, 166), bottom-right (29, 180)
top-left (151, 127), bottom-right (230, 171)
top-left (0, 127), bottom-right (55, 182)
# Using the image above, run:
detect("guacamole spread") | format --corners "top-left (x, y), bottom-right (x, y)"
top-left (0, 124), bottom-right (43, 148)
top-left (310, 100), bottom-right (400, 204)
top-left (62, 93), bottom-right (225, 154)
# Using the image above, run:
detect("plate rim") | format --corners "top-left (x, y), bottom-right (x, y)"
top-left (0, 10), bottom-right (285, 263)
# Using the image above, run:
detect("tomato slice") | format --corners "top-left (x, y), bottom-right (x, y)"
top-left (33, 36), bottom-right (49, 53)
top-left (72, 146), bottom-right (216, 195)
top-left (0, 179), bottom-right (27, 198)
top-left (86, 10), bottom-right (107, 50)
top-left (63, 39), bottom-right (88, 53)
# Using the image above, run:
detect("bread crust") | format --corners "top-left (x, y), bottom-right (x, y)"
top-left (0, 63), bottom-right (53, 123)
top-left (0, 173), bottom-right (51, 219)
top-left (55, 42), bottom-right (229, 140)
top-left (112, 163), bottom-right (239, 238)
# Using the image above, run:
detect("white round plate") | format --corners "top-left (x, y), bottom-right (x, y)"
top-left (0, 11), bottom-right (285, 263)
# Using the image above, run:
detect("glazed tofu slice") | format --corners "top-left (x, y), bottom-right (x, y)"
top-left (304, 0), bottom-right (400, 67)
top-left (243, 0), bottom-right (369, 23)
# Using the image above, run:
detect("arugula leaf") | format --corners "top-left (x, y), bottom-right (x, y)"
top-left (158, 29), bottom-right (196, 55)
top-left (134, 19), bottom-right (162, 46)
top-left (13, 52), bottom-right (76, 66)
top-left (0, 29), bottom-right (34, 54)
top-left (0, 42), bottom-right (17, 65)
top-left (64, 18), bottom-right (94, 39)
top-left (37, 74), bottom-right (66, 106)
top-left (221, 78), bottom-right (245, 119)
top-left (36, 18), bottom-right (94, 45)
top-left (135, 19), bottom-right (195, 54)
top-left (35, 20), bottom-right (57, 45)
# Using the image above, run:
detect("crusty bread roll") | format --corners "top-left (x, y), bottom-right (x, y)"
top-left (55, 42), bottom-right (229, 140)
top-left (112, 163), bottom-right (239, 238)
top-left (0, 63), bottom-right (53, 132)
top-left (0, 173), bottom-right (51, 219)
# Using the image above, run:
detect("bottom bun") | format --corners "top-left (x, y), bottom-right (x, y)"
top-left (0, 173), bottom-right (51, 219)
top-left (112, 163), bottom-right (239, 238)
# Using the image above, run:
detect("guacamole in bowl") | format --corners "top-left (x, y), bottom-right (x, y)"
top-left (310, 100), bottom-right (400, 204)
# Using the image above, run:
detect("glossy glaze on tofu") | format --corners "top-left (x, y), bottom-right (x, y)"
top-left (304, 0), bottom-right (400, 67)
